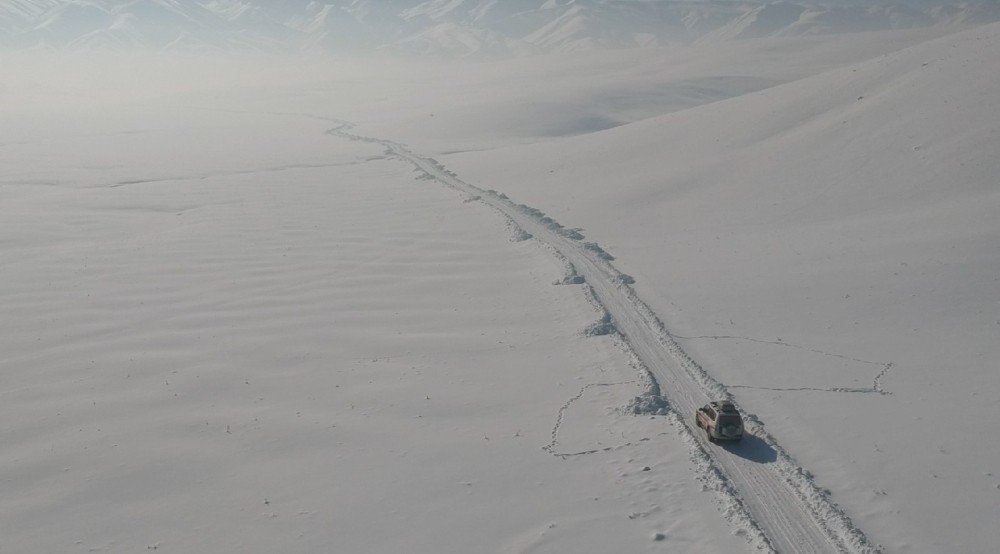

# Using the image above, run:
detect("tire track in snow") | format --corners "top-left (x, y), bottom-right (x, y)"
top-left (326, 122), bottom-right (881, 554)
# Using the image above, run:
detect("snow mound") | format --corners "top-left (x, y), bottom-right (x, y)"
top-left (625, 392), bottom-right (668, 416)
top-left (584, 312), bottom-right (616, 337)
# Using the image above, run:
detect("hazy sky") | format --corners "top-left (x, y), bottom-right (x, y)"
top-left (1, 0), bottom-right (995, 59)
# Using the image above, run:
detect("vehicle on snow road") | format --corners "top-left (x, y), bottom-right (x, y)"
top-left (696, 401), bottom-right (744, 442)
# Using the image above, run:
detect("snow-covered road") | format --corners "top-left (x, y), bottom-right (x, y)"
top-left (329, 123), bottom-right (880, 554)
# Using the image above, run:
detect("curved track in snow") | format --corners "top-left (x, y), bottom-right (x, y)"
top-left (328, 123), bottom-right (879, 554)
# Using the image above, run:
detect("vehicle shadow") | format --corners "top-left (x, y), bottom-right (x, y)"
top-left (720, 433), bottom-right (778, 463)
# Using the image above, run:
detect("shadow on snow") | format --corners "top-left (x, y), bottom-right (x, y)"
top-left (719, 433), bottom-right (777, 464)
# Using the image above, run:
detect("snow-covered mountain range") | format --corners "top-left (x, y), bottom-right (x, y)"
top-left (2, 0), bottom-right (999, 55)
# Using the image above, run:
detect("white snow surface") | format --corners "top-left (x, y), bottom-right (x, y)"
top-left (3, 15), bottom-right (1000, 554)
top-left (434, 24), bottom-right (1000, 553)
top-left (0, 103), bottom-right (744, 552)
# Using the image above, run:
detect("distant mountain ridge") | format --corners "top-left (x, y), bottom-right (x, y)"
top-left (2, 0), bottom-right (998, 55)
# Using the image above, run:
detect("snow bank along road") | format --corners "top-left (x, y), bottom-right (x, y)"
top-left (327, 122), bottom-right (879, 554)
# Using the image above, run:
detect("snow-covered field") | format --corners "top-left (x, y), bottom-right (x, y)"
top-left (440, 24), bottom-right (1000, 553)
top-left (2, 6), bottom-right (999, 553)
top-left (1, 99), bottom-right (747, 552)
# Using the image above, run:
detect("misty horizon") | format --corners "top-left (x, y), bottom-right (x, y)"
top-left (3, 0), bottom-right (999, 57)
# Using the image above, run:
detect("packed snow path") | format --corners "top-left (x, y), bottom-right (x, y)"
top-left (328, 123), bottom-right (878, 554)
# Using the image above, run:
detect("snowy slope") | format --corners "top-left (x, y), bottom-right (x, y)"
top-left (343, 28), bottom-right (955, 152)
top-left (3, 9), bottom-right (999, 554)
top-left (438, 22), bottom-right (1000, 552)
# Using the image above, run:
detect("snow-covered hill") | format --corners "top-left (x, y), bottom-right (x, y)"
top-left (2, 0), bottom-right (998, 55)
top-left (438, 21), bottom-right (1000, 552)
top-left (3, 3), bottom-right (999, 551)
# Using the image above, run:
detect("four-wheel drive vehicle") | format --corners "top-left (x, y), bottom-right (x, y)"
top-left (695, 401), bottom-right (744, 442)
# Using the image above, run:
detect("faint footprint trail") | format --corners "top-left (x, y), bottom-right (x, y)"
top-left (668, 332), bottom-right (896, 395)
top-left (542, 380), bottom-right (664, 459)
